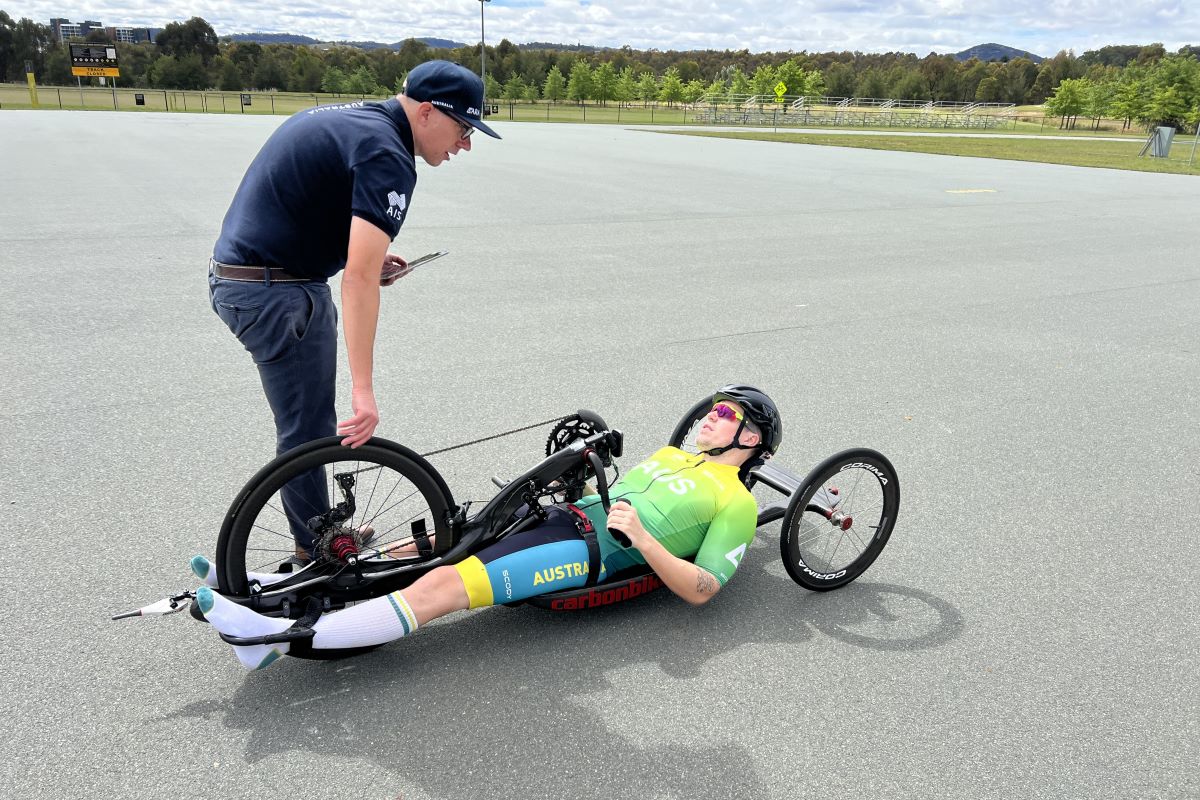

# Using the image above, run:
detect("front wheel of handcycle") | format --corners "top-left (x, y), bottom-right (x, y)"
top-left (215, 437), bottom-right (456, 605)
top-left (780, 448), bottom-right (899, 591)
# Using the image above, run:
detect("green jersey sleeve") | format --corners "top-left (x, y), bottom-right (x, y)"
top-left (691, 492), bottom-right (758, 585)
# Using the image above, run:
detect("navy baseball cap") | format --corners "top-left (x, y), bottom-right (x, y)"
top-left (403, 60), bottom-right (501, 140)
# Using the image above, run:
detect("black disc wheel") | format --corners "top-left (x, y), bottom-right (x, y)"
top-left (780, 448), bottom-right (899, 591)
top-left (216, 437), bottom-right (455, 604)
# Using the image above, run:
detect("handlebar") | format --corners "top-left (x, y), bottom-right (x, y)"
top-left (585, 447), bottom-right (632, 547)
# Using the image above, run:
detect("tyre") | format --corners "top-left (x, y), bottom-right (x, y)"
top-left (780, 448), bottom-right (899, 591)
top-left (667, 396), bottom-right (715, 453)
top-left (216, 437), bottom-right (456, 605)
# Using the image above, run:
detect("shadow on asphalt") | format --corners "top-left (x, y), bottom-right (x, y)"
top-left (163, 549), bottom-right (962, 799)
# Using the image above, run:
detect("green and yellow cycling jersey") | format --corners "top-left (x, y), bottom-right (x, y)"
top-left (576, 446), bottom-right (759, 585)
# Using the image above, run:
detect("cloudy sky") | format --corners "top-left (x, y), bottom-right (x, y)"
top-left (10, 1), bottom-right (1198, 57)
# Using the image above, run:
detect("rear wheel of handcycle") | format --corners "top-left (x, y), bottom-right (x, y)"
top-left (780, 448), bottom-right (899, 591)
top-left (216, 435), bottom-right (456, 609)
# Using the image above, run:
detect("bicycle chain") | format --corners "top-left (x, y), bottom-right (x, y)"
top-left (419, 415), bottom-right (571, 458)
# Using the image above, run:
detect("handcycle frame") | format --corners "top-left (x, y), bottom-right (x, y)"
top-left (207, 401), bottom-right (900, 647)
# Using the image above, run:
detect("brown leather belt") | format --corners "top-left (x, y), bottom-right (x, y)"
top-left (210, 259), bottom-right (309, 283)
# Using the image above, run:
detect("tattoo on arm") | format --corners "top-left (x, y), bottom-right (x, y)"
top-left (695, 567), bottom-right (718, 595)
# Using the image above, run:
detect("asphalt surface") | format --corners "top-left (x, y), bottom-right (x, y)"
top-left (1, 110), bottom-right (1197, 800)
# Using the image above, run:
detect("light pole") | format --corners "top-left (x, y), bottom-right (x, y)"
top-left (479, 0), bottom-right (491, 97)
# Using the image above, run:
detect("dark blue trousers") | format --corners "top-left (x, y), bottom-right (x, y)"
top-left (209, 271), bottom-right (338, 555)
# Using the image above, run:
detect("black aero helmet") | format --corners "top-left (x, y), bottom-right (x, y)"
top-left (713, 384), bottom-right (783, 455)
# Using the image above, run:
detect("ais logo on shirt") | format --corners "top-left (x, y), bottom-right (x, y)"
top-left (386, 190), bottom-right (406, 221)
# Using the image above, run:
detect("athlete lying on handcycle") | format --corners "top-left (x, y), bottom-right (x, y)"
top-left (195, 385), bottom-right (783, 670)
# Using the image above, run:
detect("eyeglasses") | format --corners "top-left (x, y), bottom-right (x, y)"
top-left (434, 107), bottom-right (473, 141)
top-left (711, 403), bottom-right (744, 423)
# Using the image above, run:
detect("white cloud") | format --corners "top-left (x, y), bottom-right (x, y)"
top-left (11, 0), bottom-right (1199, 55)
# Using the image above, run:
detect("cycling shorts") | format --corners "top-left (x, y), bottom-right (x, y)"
top-left (453, 506), bottom-right (607, 608)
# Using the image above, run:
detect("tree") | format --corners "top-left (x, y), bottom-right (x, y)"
top-left (1082, 80), bottom-right (1115, 129)
top-left (1146, 84), bottom-right (1188, 128)
top-left (344, 65), bottom-right (382, 95)
top-left (750, 64), bottom-right (776, 96)
top-left (289, 47), bottom-right (324, 93)
top-left (1136, 43), bottom-right (1166, 66)
top-left (889, 69), bottom-right (928, 100)
top-left (252, 53), bottom-right (290, 91)
top-left (1109, 76), bottom-right (1148, 130)
top-left (1030, 64), bottom-right (1056, 103)
top-left (155, 17), bottom-right (219, 66)
top-left (615, 66), bottom-right (637, 104)
top-left (483, 73), bottom-right (501, 100)
top-left (728, 66), bottom-right (751, 96)
top-left (957, 59), bottom-right (990, 101)
top-left (824, 62), bottom-right (855, 97)
top-left (636, 71), bottom-right (658, 105)
top-left (567, 59), bottom-right (593, 103)
top-left (855, 68), bottom-right (887, 99)
top-left (974, 75), bottom-right (1002, 102)
top-left (523, 82), bottom-right (540, 101)
top-left (1001, 58), bottom-right (1039, 103)
top-left (321, 66), bottom-right (349, 94)
top-left (6, 17), bottom-right (52, 81)
top-left (84, 28), bottom-right (114, 44)
top-left (658, 66), bottom-right (684, 105)
top-left (1044, 77), bottom-right (1089, 129)
top-left (593, 61), bottom-right (617, 105)
top-left (44, 45), bottom-right (72, 85)
top-left (501, 71), bottom-right (525, 100)
top-left (151, 54), bottom-right (207, 90)
top-left (775, 58), bottom-right (807, 98)
top-left (215, 58), bottom-right (243, 91)
top-left (542, 64), bottom-right (566, 103)
top-left (682, 79), bottom-right (706, 104)
top-left (801, 69), bottom-right (827, 97)
top-left (0, 11), bottom-right (14, 81)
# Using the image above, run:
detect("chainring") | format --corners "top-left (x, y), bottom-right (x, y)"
top-left (545, 415), bottom-right (598, 456)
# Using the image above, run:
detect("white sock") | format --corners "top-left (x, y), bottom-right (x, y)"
top-left (190, 555), bottom-right (292, 590)
top-left (196, 587), bottom-right (291, 670)
top-left (311, 590), bottom-right (420, 649)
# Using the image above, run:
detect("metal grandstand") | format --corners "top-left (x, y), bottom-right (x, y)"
top-left (691, 94), bottom-right (1017, 129)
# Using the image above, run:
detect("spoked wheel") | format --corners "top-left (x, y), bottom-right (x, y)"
top-left (668, 396), bottom-right (715, 454)
top-left (781, 448), bottom-right (899, 591)
top-left (216, 437), bottom-right (456, 604)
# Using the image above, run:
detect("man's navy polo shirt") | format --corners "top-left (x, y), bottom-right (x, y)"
top-left (213, 99), bottom-right (417, 281)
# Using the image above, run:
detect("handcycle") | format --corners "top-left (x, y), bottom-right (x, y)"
top-left (116, 400), bottom-right (900, 659)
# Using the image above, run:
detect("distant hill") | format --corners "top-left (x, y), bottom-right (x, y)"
top-left (519, 42), bottom-right (606, 52)
top-left (226, 32), bottom-right (319, 45)
top-left (954, 43), bottom-right (1044, 63)
top-left (223, 33), bottom-right (466, 50)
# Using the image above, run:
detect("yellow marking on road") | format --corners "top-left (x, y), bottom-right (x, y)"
top-left (945, 189), bottom-right (997, 194)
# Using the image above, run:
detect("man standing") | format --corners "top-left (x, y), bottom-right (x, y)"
top-left (209, 60), bottom-right (499, 562)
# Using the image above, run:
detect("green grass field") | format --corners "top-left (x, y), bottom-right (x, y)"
top-left (660, 129), bottom-right (1200, 175)
top-left (4, 82), bottom-right (1191, 173)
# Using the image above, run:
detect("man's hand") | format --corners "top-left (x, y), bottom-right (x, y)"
top-left (607, 501), bottom-right (651, 549)
top-left (380, 253), bottom-right (410, 286)
top-left (607, 499), bottom-right (723, 606)
top-left (338, 385), bottom-right (379, 448)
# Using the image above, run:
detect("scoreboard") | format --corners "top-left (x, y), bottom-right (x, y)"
top-left (70, 43), bottom-right (120, 77)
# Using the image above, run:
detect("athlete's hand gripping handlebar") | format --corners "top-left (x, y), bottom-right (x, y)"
top-left (585, 449), bottom-right (632, 547)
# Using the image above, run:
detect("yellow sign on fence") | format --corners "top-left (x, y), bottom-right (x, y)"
top-left (71, 66), bottom-right (121, 77)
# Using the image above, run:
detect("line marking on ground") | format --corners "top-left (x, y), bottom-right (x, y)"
top-left (945, 189), bottom-right (997, 194)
